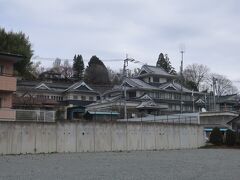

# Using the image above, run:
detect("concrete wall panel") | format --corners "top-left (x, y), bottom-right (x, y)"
top-left (95, 122), bottom-right (111, 152)
top-left (9, 123), bottom-right (22, 154)
top-left (0, 123), bottom-right (9, 154)
top-left (155, 124), bottom-right (168, 150)
top-left (56, 123), bottom-right (65, 153)
top-left (64, 123), bottom-right (77, 152)
top-left (127, 123), bottom-right (142, 151)
top-left (111, 123), bottom-right (127, 151)
top-left (35, 124), bottom-right (57, 153)
top-left (76, 122), bottom-right (94, 152)
top-left (141, 123), bottom-right (155, 150)
top-left (21, 123), bottom-right (36, 154)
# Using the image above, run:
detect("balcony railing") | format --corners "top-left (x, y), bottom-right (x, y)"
top-left (0, 74), bottom-right (16, 91)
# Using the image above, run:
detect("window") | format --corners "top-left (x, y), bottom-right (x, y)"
top-left (160, 93), bottom-right (165, 99)
top-left (176, 105), bottom-right (180, 111)
top-left (0, 65), bottom-right (3, 75)
top-left (174, 94), bottom-right (181, 100)
top-left (129, 91), bottom-right (136, 98)
top-left (81, 96), bottom-right (86, 100)
top-left (186, 95), bottom-right (191, 101)
top-left (153, 77), bottom-right (159, 82)
top-left (73, 95), bottom-right (78, 100)
top-left (89, 96), bottom-right (94, 101)
top-left (165, 93), bottom-right (170, 99)
top-left (155, 92), bottom-right (159, 98)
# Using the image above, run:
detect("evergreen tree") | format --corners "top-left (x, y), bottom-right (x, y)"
top-left (84, 55), bottom-right (110, 85)
top-left (0, 27), bottom-right (33, 78)
top-left (73, 54), bottom-right (84, 80)
top-left (156, 53), bottom-right (176, 75)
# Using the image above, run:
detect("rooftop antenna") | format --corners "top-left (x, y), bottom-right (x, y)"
top-left (179, 43), bottom-right (185, 76)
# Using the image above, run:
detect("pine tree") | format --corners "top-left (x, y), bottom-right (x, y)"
top-left (84, 55), bottom-right (110, 85)
top-left (73, 54), bottom-right (84, 80)
top-left (0, 27), bottom-right (33, 78)
top-left (156, 53), bottom-right (176, 75)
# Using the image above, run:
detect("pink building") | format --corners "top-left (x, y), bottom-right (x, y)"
top-left (0, 52), bottom-right (22, 120)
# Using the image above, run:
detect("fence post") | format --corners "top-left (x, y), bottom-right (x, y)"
top-left (36, 110), bottom-right (39, 122)
top-left (43, 111), bottom-right (45, 122)
top-left (141, 113), bottom-right (143, 151)
top-left (154, 113), bottom-right (156, 150)
top-left (126, 114), bottom-right (128, 151)
top-left (93, 111), bottom-right (96, 152)
top-left (110, 113), bottom-right (113, 152)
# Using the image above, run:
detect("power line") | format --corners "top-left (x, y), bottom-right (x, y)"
top-left (31, 56), bottom-right (146, 65)
top-left (31, 56), bottom-right (123, 62)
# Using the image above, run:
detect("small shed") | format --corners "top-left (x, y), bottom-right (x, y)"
top-left (84, 111), bottom-right (119, 121)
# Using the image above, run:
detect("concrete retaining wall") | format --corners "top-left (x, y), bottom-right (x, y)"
top-left (0, 121), bottom-right (205, 155)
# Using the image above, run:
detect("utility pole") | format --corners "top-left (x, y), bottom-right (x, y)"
top-left (179, 44), bottom-right (185, 114)
top-left (212, 77), bottom-right (217, 111)
top-left (192, 90), bottom-right (195, 112)
top-left (122, 54), bottom-right (135, 119)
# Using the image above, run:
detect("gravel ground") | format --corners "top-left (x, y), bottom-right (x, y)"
top-left (0, 149), bottom-right (240, 180)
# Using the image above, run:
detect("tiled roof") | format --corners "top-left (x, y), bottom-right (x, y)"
top-left (17, 80), bottom-right (98, 94)
top-left (139, 65), bottom-right (175, 77)
top-left (158, 81), bottom-right (192, 93)
top-left (124, 78), bottom-right (158, 90)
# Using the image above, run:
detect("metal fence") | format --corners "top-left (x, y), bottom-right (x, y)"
top-left (118, 113), bottom-right (200, 124)
top-left (15, 109), bottom-right (55, 122)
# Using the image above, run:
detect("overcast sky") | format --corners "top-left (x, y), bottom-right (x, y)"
top-left (1, 0), bottom-right (240, 86)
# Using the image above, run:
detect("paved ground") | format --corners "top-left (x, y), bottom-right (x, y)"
top-left (0, 149), bottom-right (240, 180)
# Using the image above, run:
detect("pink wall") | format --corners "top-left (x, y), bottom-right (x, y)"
top-left (0, 93), bottom-right (12, 108)
top-left (0, 109), bottom-right (15, 120)
top-left (0, 60), bottom-right (14, 75)
top-left (0, 57), bottom-right (17, 120)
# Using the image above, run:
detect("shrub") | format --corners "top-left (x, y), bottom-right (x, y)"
top-left (225, 129), bottom-right (236, 146)
top-left (210, 127), bottom-right (223, 145)
top-left (236, 133), bottom-right (240, 145)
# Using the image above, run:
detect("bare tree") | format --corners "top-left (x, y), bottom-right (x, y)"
top-left (107, 67), bottom-right (121, 85)
top-left (183, 64), bottom-right (210, 91)
top-left (29, 61), bottom-right (45, 78)
top-left (61, 60), bottom-right (73, 79)
top-left (52, 58), bottom-right (62, 73)
top-left (207, 73), bottom-right (239, 96)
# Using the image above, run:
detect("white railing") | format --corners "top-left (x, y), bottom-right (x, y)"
top-left (15, 109), bottom-right (55, 122)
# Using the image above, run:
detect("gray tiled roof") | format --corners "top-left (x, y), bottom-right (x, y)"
top-left (139, 65), bottom-right (175, 77)
top-left (124, 78), bottom-right (158, 90)
top-left (17, 80), bottom-right (98, 94)
top-left (158, 81), bottom-right (192, 93)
